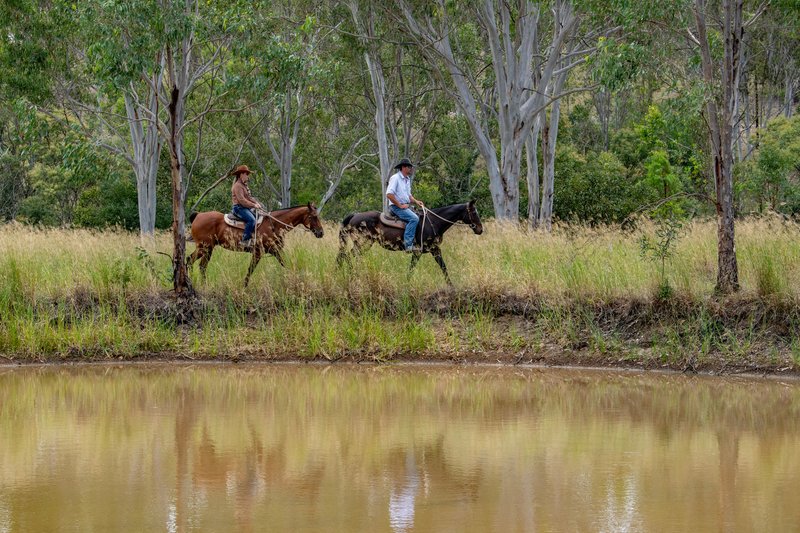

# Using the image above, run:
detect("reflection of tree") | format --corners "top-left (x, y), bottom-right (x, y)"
top-left (173, 382), bottom-right (195, 533)
top-left (717, 430), bottom-right (739, 533)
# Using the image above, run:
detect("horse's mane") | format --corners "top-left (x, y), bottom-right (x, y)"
top-left (431, 202), bottom-right (468, 214)
top-left (269, 204), bottom-right (314, 213)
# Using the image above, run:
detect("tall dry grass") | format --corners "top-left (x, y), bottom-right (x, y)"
top-left (3, 217), bottom-right (800, 362)
top-left (3, 217), bottom-right (800, 302)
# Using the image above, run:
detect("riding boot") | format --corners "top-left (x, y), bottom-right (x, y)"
top-left (239, 238), bottom-right (254, 252)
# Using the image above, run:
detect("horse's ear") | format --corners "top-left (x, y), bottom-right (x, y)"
top-left (468, 199), bottom-right (476, 207)
top-left (308, 202), bottom-right (316, 209)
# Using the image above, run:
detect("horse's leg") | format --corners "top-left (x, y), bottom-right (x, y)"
top-left (408, 251), bottom-right (422, 279)
top-left (431, 247), bottom-right (451, 285)
top-left (244, 249), bottom-right (263, 287)
top-left (352, 237), bottom-right (372, 258)
top-left (198, 246), bottom-right (214, 282)
top-left (272, 248), bottom-right (286, 268)
top-left (336, 228), bottom-right (351, 267)
top-left (186, 248), bottom-right (199, 270)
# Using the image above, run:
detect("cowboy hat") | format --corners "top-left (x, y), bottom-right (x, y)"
top-left (393, 158), bottom-right (414, 170)
top-left (232, 164), bottom-right (253, 176)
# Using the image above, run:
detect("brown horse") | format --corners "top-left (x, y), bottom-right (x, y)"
top-left (336, 201), bottom-right (483, 284)
top-left (187, 203), bottom-right (324, 286)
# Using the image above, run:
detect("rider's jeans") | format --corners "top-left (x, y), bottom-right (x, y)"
top-left (233, 205), bottom-right (257, 241)
top-left (389, 205), bottom-right (419, 250)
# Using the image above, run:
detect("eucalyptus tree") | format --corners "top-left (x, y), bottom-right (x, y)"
top-left (391, 0), bottom-right (609, 221)
top-left (59, 1), bottom-right (166, 236)
top-left (346, 0), bottom-right (443, 213)
top-left (751, 1), bottom-right (799, 121)
top-left (688, 0), bottom-right (767, 293)
top-left (238, 4), bottom-right (330, 209)
top-left (71, 0), bottom-right (243, 293)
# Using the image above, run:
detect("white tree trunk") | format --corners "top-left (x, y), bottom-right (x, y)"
top-left (348, 1), bottom-right (396, 213)
top-left (124, 89), bottom-right (162, 236)
top-left (785, 73), bottom-right (796, 118)
top-left (525, 117), bottom-right (541, 227)
top-left (539, 70), bottom-right (568, 230)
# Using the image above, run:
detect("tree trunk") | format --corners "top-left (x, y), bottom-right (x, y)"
top-left (525, 120), bottom-right (541, 227)
top-left (122, 73), bottom-right (163, 236)
top-left (167, 84), bottom-right (193, 295)
top-left (694, 0), bottom-right (742, 294)
top-left (365, 49), bottom-right (393, 213)
top-left (539, 72), bottom-right (567, 230)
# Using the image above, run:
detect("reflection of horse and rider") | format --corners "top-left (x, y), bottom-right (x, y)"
top-left (187, 159), bottom-right (483, 285)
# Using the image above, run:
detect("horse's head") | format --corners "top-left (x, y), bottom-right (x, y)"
top-left (303, 202), bottom-right (324, 238)
top-left (463, 200), bottom-right (483, 235)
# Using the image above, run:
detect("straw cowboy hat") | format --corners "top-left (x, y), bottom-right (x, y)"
top-left (393, 158), bottom-right (414, 170)
top-left (232, 165), bottom-right (253, 176)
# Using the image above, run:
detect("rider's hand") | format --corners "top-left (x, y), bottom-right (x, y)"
top-left (400, 203), bottom-right (410, 209)
top-left (416, 200), bottom-right (425, 208)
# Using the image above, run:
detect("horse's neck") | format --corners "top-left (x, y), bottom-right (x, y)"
top-left (428, 205), bottom-right (462, 233)
top-left (271, 208), bottom-right (303, 230)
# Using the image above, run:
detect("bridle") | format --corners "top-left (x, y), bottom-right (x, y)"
top-left (258, 207), bottom-right (321, 235)
top-left (422, 203), bottom-right (480, 231)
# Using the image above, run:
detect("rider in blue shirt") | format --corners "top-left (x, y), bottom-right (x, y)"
top-left (386, 159), bottom-right (425, 252)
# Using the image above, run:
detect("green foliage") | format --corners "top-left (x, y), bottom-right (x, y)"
top-left (739, 115), bottom-right (800, 213)
top-left (638, 210), bottom-right (685, 298)
top-left (590, 37), bottom-right (648, 93)
top-left (644, 149), bottom-right (681, 198)
top-left (554, 147), bottom-right (645, 224)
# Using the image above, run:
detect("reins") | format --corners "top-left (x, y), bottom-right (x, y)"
top-left (413, 204), bottom-right (478, 253)
top-left (257, 208), bottom-right (315, 234)
top-left (421, 205), bottom-right (478, 229)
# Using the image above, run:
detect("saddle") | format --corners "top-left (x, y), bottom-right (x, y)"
top-left (379, 212), bottom-right (406, 229)
top-left (223, 211), bottom-right (266, 230)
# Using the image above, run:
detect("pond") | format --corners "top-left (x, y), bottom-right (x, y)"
top-left (0, 364), bottom-right (798, 532)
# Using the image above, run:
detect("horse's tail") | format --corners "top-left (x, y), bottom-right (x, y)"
top-left (189, 211), bottom-right (198, 224)
top-left (339, 214), bottom-right (354, 244)
top-left (336, 214), bottom-right (355, 267)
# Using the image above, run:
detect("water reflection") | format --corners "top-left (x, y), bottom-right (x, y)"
top-left (0, 364), bottom-right (798, 532)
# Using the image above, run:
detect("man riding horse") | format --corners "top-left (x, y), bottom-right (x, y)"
top-left (231, 165), bottom-right (263, 251)
top-left (386, 158), bottom-right (425, 253)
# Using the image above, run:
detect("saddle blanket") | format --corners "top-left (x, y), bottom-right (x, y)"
top-left (223, 212), bottom-right (266, 230)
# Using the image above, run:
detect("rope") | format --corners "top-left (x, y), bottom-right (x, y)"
top-left (421, 205), bottom-right (473, 227)
top-left (257, 208), bottom-right (317, 234)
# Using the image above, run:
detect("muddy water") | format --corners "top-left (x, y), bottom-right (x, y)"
top-left (0, 364), bottom-right (798, 532)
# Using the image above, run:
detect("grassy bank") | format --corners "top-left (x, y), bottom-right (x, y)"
top-left (1, 218), bottom-right (800, 373)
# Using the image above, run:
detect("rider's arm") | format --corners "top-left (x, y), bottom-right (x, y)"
top-left (387, 193), bottom-right (407, 209)
top-left (409, 194), bottom-right (424, 208)
top-left (232, 181), bottom-right (260, 209)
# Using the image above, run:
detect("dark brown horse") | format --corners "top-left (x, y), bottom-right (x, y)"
top-left (336, 201), bottom-right (483, 284)
top-left (187, 203), bottom-right (324, 286)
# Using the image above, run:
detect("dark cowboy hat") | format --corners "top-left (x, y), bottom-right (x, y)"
top-left (232, 164), bottom-right (253, 176)
top-left (394, 158), bottom-right (414, 170)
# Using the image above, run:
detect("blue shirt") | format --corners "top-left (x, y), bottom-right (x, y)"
top-left (386, 171), bottom-right (412, 204)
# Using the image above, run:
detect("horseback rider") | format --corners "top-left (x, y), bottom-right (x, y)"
top-left (386, 158), bottom-right (425, 252)
top-left (231, 165), bottom-right (263, 249)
